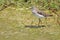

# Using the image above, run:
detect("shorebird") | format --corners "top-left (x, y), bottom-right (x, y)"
top-left (30, 6), bottom-right (53, 26)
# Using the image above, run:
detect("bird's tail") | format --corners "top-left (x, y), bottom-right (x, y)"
top-left (46, 14), bottom-right (53, 17)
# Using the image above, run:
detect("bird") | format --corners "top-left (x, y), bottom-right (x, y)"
top-left (30, 6), bottom-right (53, 26)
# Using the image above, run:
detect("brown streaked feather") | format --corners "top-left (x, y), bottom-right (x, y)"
top-left (37, 11), bottom-right (53, 17)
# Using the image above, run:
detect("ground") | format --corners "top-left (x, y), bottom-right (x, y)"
top-left (0, 6), bottom-right (60, 40)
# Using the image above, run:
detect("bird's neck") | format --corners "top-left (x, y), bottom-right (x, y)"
top-left (32, 9), bottom-right (37, 13)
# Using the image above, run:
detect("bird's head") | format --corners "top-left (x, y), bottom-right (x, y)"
top-left (29, 6), bottom-right (38, 11)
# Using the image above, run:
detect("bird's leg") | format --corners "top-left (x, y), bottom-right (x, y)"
top-left (45, 17), bottom-right (47, 26)
top-left (38, 18), bottom-right (42, 26)
top-left (38, 18), bottom-right (40, 26)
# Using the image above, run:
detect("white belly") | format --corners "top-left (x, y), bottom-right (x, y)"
top-left (32, 10), bottom-right (44, 18)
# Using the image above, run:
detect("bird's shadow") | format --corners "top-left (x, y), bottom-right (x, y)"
top-left (25, 25), bottom-right (45, 28)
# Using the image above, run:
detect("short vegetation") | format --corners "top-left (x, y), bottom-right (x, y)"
top-left (0, 0), bottom-right (60, 40)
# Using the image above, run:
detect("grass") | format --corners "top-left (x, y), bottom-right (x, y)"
top-left (0, 6), bottom-right (60, 40)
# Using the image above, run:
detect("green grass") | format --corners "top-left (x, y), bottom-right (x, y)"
top-left (0, 6), bottom-right (60, 40)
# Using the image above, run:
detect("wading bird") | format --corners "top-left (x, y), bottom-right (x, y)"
top-left (30, 6), bottom-right (53, 26)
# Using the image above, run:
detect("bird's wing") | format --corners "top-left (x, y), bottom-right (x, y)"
top-left (37, 11), bottom-right (47, 17)
top-left (37, 11), bottom-right (53, 17)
